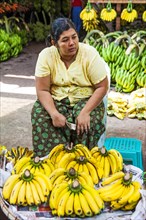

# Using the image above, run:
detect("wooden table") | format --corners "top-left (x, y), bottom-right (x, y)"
top-left (90, 0), bottom-right (146, 30)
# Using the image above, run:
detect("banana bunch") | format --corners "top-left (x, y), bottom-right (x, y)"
top-left (97, 172), bottom-right (142, 211)
top-left (49, 179), bottom-right (104, 217)
top-left (49, 167), bottom-right (94, 187)
top-left (100, 1), bottom-right (117, 22)
top-left (80, 2), bottom-right (99, 32)
top-left (107, 91), bottom-right (128, 119)
top-left (12, 155), bottom-right (54, 176)
top-left (2, 169), bottom-right (52, 206)
top-left (48, 143), bottom-right (91, 168)
top-left (127, 88), bottom-right (146, 119)
top-left (57, 153), bottom-right (99, 185)
top-left (5, 146), bottom-right (33, 165)
top-left (91, 146), bottom-right (123, 180)
top-left (102, 42), bottom-right (124, 63)
top-left (121, 2), bottom-right (138, 23)
top-left (142, 10), bottom-right (146, 22)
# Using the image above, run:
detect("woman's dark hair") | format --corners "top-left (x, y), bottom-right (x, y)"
top-left (46, 17), bottom-right (77, 46)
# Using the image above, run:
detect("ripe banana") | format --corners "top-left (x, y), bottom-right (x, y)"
top-left (101, 171), bottom-right (125, 186)
top-left (57, 190), bottom-right (71, 217)
top-left (2, 174), bottom-right (20, 200)
top-left (9, 179), bottom-right (23, 205)
top-left (78, 192), bottom-right (93, 217)
top-left (73, 193), bottom-right (83, 216)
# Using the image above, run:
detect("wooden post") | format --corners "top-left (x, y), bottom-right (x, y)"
top-left (116, 3), bottom-right (121, 31)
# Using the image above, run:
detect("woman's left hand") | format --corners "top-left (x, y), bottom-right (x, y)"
top-left (76, 112), bottom-right (90, 135)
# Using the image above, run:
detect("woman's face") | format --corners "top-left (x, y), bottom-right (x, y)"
top-left (56, 28), bottom-right (79, 58)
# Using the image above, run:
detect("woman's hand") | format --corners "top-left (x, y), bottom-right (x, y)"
top-left (51, 112), bottom-right (66, 127)
top-left (76, 112), bottom-right (90, 135)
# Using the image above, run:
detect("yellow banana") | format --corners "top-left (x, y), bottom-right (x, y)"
top-left (34, 172), bottom-right (52, 191)
top-left (97, 155), bottom-right (105, 179)
top-left (12, 157), bottom-right (31, 174)
top-left (83, 184), bottom-right (104, 210)
top-left (75, 144), bottom-right (91, 158)
top-left (101, 171), bottom-right (125, 186)
top-left (108, 149), bottom-right (123, 171)
top-left (9, 179), bottom-right (23, 205)
top-left (33, 175), bottom-right (49, 196)
top-left (43, 158), bottom-right (54, 171)
top-left (57, 153), bottom-right (76, 169)
top-left (49, 182), bottom-right (68, 210)
top-left (57, 190), bottom-right (71, 217)
top-left (97, 178), bottom-right (123, 195)
top-left (53, 174), bottom-right (67, 187)
top-left (29, 181), bottom-right (41, 205)
top-left (82, 163), bottom-right (90, 175)
top-left (118, 184), bottom-right (135, 204)
top-left (79, 171), bottom-right (94, 187)
top-left (65, 191), bottom-right (74, 216)
top-left (78, 192), bottom-right (93, 217)
top-left (66, 160), bottom-right (77, 170)
top-left (48, 144), bottom-right (64, 163)
top-left (101, 183), bottom-right (125, 202)
top-left (25, 181), bottom-right (34, 206)
top-left (41, 162), bottom-right (52, 176)
top-left (73, 193), bottom-right (83, 216)
top-left (90, 146), bottom-right (99, 155)
top-left (108, 152), bottom-right (118, 174)
top-left (122, 201), bottom-right (138, 210)
top-left (82, 189), bottom-right (101, 215)
top-left (78, 163), bottom-right (83, 173)
top-left (32, 179), bottom-right (46, 203)
top-left (103, 156), bottom-right (111, 178)
top-left (111, 200), bottom-right (125, 210)
top-left (55, 187), bottom-right (69, 210)
top-left (17, 181), bottom-right (26, 205)
top-left (49, 167), bottom-right (65, 184)
top-left (128, 181), bottom-right (141, 204)
top-left (2, 174), bottom-right (20, 200)
top-left (86, 162), bottom-right (99, 184)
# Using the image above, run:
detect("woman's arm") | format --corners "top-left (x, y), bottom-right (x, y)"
top-left (35, 76), bottom-right (66, 127)
top-left (76, 76), bottom-right (108, 134)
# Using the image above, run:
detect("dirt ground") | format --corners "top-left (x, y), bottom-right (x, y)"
top-left (0, 41), bottom-right (146, 171)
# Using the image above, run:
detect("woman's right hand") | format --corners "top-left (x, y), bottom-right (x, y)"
top-left (51, 112), bottom-right (66, 127)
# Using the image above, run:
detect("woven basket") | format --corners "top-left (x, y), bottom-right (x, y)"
top-left (0, 193), bottom-right (20, 220)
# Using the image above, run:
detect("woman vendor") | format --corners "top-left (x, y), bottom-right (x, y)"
top-left (31, 17), bottom-right (109, 157)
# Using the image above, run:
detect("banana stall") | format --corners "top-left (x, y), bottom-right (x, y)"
top-left (0, 145), bottom-right (146, 220)
top-left (90, 0), bottom-right (146, 30)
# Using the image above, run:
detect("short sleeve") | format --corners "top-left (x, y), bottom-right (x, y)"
top-left (35, 48), bottom-right (51, 77)
top-left (87, 47), bottom-right (109, 84)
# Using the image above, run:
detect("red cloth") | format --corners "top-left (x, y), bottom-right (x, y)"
top-left (71, 0), bottom-right (82, 7)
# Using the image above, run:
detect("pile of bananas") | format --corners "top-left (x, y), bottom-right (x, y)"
top-left (142, 11), bottom-right (146, 22)
top-left (48, 143), bottom-right (91, 167)
top-left (127, 88), bottom-right (146, 119)
top-left (12, 155), bottom-right (54, 176)
top-left (121, 2), bottom-right (138, 22)
top-left (5, 146), bottom-right (33, 165)
top-left (107, 91), bottom-right (128, 120)
top-left (91, 146), bottom-right (123, 179)
top-left (100, 1), bottom-right (117, 22)
top-left (97, 172), bottom-right (142, 211)
top-left (49, 167), bottom-right (94, 187)
top-left (136, 56), bottom-right (146, 88)
top-left (80, 1), bottom-right (99, 32)
top-left (56, 152), bottom-right (99, 185)
top-left (49, 179), bottom-right (104, 217)
top-left (2, 169), bottom-right (52, 206)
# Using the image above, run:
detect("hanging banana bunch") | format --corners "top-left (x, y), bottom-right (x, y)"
top-left (142, 11), bottom-right (146, 22)
top-left (121, 0), bottom-right (138, 23)
top-left (100, 0), bottom-right (117, 22)
top-left (80, 1), bottom-right (99, 32)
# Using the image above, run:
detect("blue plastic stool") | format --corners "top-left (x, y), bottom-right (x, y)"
top-left (104, 137), bottom-right (143, 170)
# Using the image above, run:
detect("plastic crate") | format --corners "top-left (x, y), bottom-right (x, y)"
top-left (104, 137), bottom-right (143, 170)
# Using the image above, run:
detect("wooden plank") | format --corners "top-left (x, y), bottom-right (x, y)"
top-left (90, 0), bottom-right (146, 3)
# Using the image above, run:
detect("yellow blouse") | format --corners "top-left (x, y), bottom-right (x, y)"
top-left (35, 43), bottom-right (108, 106)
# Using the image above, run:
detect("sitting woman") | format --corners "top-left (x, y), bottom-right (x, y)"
top-left (31, 17), bottom-right (109, 157)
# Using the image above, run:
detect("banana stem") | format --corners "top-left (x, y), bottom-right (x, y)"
top-left (106, 0), bottom-right (112, 12)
